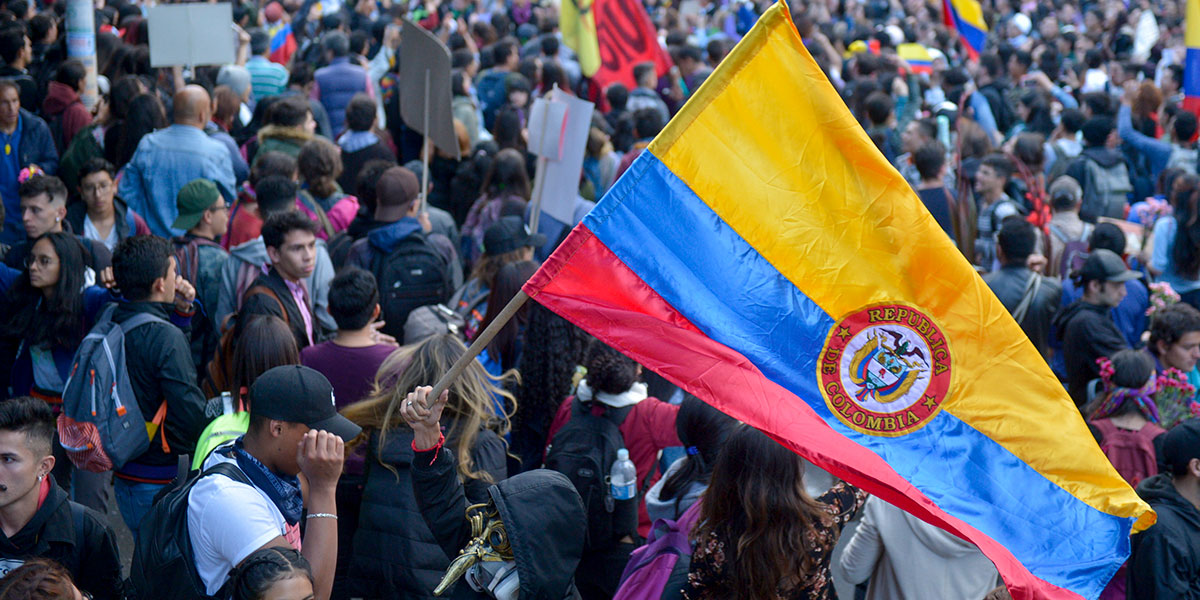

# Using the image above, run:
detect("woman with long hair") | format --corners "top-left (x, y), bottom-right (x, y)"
top-left (1151, 174), bottom-right (1200, 307)
top-left (461, 148), bottom-right (531, 266)
top-left (1, 232), bottom-right (110, 402)
top-left (510, 303), bottom-right (589, 472)
top-left (645, 395), bottom-right (737, 522)
top-left (475, 259), bottom-right (539, 372)
top-left (684, 425), bottom-right (867, 600)
top-left (103, 92), bottom-right (167, 170)
top-left (341, 334), bottom-right (514, 599)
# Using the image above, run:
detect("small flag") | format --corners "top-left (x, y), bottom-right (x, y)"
top-left (942, 0), bottom-right (988, 60)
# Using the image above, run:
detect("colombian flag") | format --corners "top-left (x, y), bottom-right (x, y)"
top-left (942, 0), bottom-right (988, 60)
top-left (267, 23), bottom-right (297, 66)
top-left (561, 0), bottom-right (600, 77)
top-left (1186, 0), bottom-right (1200, 114)
top-left (898, 43), bottom-right (934, 75)
top-left (523, 3), bottom-right (1154, 599)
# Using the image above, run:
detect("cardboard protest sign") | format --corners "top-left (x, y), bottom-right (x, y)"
top-left (400, 19), bottom-right (460, 160)
top-left (536, 89), bottom-right (593, 225)
top-left (148, 3), bottom-right (235, 68)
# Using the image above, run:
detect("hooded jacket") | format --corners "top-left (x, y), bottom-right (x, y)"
top-left (839, 496), bottom-right (1001, 600)
top-left (214, 236), bottom-right (336, 334)
top-left (1052, 299), bottom-right (1128, 406)
top-left (41, 81), bottom-right (92, 151)
top-left (346, 426), bottom-right (507, 599)
top-left (1128, 473), bottom-right (1200, 599)
top-left (253, 124), bottom-right (313, 162)
top-left (413, 446), bottom-right (586, 600)
top-left (0, 477), bottom-right (125, 599)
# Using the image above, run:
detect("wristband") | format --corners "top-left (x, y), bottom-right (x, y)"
top-left (412, 430), bottom-right (445, 465)
top-left (307, 513), bottom-right (337, 520)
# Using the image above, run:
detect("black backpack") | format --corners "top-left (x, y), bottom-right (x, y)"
top-left (129, 461), bottom-right (252, 600)
top-left (544, 399), bottom-right (637, 552)
top-left (371, 233), bottom-right (454, 340)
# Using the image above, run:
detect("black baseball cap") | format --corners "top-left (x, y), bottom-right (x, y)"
top-left (483, 216), bottom-right (546, 256)
top-left (249, 365), bottom-right (362, 441)
top-left (1162, 420), bottom-right (1200, 473)
top-left (1078, 249), bottom-right (1139, 284)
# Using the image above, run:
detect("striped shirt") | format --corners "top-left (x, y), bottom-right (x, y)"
top-left (246, 56), bottom-right (289, 101)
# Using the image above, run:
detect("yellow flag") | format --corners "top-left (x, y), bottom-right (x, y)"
top-left (560, 0), bottom-right (600, 77)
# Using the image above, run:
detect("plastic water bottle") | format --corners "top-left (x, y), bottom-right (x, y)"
top-left (610, 449), bottom-right (637, 501)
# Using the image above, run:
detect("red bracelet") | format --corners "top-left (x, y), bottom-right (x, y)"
top-left (412, 431), bottom-right (445, 465)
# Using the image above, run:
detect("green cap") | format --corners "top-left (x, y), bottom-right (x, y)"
top-left (172, 179), bottom-right (220, 231)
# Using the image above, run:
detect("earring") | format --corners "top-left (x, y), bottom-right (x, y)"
top-left (37, 474), bottom-right (44, 481)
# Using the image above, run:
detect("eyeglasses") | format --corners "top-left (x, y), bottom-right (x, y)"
top-left (80, 181), bottom-right (112, 195)
top-left (208, 202), bottom-right (231, 213)
top-left (23, 255), bottom-right (55, 268)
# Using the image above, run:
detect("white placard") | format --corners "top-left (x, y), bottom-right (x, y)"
top-left (148, 4), bottom-right (235, 68)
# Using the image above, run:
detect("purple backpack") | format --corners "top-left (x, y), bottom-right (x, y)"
top-left (613, 500), bottom-right (703, 600)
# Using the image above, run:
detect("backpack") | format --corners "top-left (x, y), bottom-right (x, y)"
top-left (202, 286), bottom-right (288, 398)
top-left (371, 233), bottom-right (454, 341)
top-left (57, 304), bottom-right (168, 472)
top-left (129, 461), bottom-right (252, 600)
top-left (1090, 419), bottom-right (1166, 488)
top-left (1168, 144), bottom-right (1198, 174)
top-left (1049, 222), bottom-right (1094, 279)
top-left (404, 303), bottom-right (466, 344)
top-left (1079, 156), bottom-right (1133, 222)
top-left (47, 112), bottom-right (66, 156)
top-left (544, 398), bottom-right (637, 552)
top-left (613, 500), bottom-right (703, 600)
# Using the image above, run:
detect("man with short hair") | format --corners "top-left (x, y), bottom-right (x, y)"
top-left (0, 79), bottom-right (58, 244)
top-left (1128, 421), bottom-right (1200, 598)
top-left (1045, 176), bottom-right (1091, 278)
top-left (974, 153), bottom-right (1022, 269)
top-left (1147, 304), bottom-right (1200, 418)
top-left (119, 85), bottom-right (236, 237)
top-left (626, 62), bottom-right (670, 126)
top-left (67, 158), bottom-right (150, 253)
top-left (893, 118), bottom-right (938, 188)
top-left (283, 64), bottom-right (333, 140)
top-left (189, 365), bottom-right (358, 599)
top-left (1064, 116), bottom-right (1132, 223)
top-left (241, 211), bottom-right (323, 350)
top-left (172, 179), bottom-right (231, 371)
top-left (912, 140), bottom-right (956, 242)
top-left (1053, 249), bottom-right (1139, 405)
top-left (614, 107), bottom-right (666, 181)
top-left (40, 59), bottom-right (91, 152)
top-left (246, 29), bottom-right (290, 102)
top-left (338, 93), bottom-right (395, 195)
top-left (477, 38), bottom-right (520, 129)
top-left (0, 27), bottom-right (37, 110)
top-left (311, 31), bottom-right (372, 136)
top-left (109, 235), bottom-right (208, 540)
top-left (1056, 223), bottom-right (1150, 348)
top-left (4, 175), bottom-right (110, 275)
top-left (0, 397), bottom-right (124, 599)
top-left (1045, 108), bottom-right (1085, 177)
top-left (985, 218), bottom-right (1063, 359)
top-left (254, 95), bottom-right (316, 163)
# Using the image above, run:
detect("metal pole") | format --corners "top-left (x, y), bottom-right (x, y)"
top-left (65, 0), bottom-right (98, 109)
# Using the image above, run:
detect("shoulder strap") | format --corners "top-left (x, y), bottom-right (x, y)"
top-left (1010, 272), bottom-right (1043, 324)
top-left (1047, 223), bottom-right (1067, 243)
top-left (299, 191), bottom-right (335, 238)
top-left (1080, 223), bottom-right (1094, 242)
top-left (201, 460), bottom-right (252, 487)
top-left (243, 285), bottom-right (290, 325)
top-left (119, 311), bottom-right (169, 334)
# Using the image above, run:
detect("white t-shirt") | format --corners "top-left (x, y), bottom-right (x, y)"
top-left (188, 448), bottom-right (293, 595)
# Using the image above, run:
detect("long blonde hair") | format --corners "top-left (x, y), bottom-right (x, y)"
top-left (341, 334), bottom-right (517, 482)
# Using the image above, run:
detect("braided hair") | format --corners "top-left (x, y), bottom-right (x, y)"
top-left (230, 547), bottom-right (313, 600)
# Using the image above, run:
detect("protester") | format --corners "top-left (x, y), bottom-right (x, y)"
top-left (1055, 249), bottom-right (1140, 405)
top-left (312, 32), bottom-right (372, 136)
top-left (68, 159), bottom-right (149, 254)
top-left (912, 140), bottom-right (957, 242)
top-left (462, 149), bottom-right (530, 265)
top-left (253, 96), bottom-right (317, 164)
top-left (109, 235), bottom-right (207, 540)
top-left (1063, 116), bottom-right (1132, 223)
top-left (240, 211), bottom-right (321, 350)
top-left (39, 60), bottom-right (90, 153)
top-left (230, 547), bottom-right (315, 600)
top-left (0, 398), bottom-right (123, 599)
top-left (1146, 303), bottom-right (1200, 428)
top-left (476, 260), bottom-right (538, 372)
top-left (172, 178), bottom-right (231, 371)
top-left (684, 425), bottom-right (866, 599)
top-left (1045, 176), bottom-right (1091, 279)
top-left (0, 558), bottom-right (89, 600)
top-left (973, 154), bottom-right (1022, 269)
top-left (246, 30), bottom-right (290, 103)
top-left (0, 80), bottom-right (57, 245)
top-left (225, 151), bottom-right (299, 250)
top-left (985, 218), bottom-right (1062, 359)
top-left (188, 365), bottom-right (359, 599)
top-left (118, 85), bottom-right (235, 237)
top-left (4, 175), bottom-right (110, 278)
top-left (644, 394), bottom-right (737, 523)
top-left (1128, 420), bottom-right (1200, 598)
top-left (1152, 174), bottom-right (1200, 307)
top-left (300, 267), bottom-right (396, 408)
top-left (341, 334), bottom-right (511, 599)
top-left (337, 93), bottom-right (394, 196)
top-left (297, 137), bottom-right (359, 238)
top-left (1058, 223), bottom-right (1151, 348)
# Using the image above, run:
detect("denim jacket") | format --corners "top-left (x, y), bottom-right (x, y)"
top-left (118, 124), bottom-right (235, 238)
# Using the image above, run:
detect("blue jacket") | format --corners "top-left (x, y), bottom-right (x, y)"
top-left (16, 108), bottom-right (59, 175)
top-left (118, 124), bottom-right (235, 238)
top-left (313, 57), bottom-right (369, 136)
top-left (8, 287), bottom-right (113, 398)
top-left (1118, 105), bottom-right (1177, 180)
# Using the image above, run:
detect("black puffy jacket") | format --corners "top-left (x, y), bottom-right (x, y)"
top-left (345, 424), bottom-right (507, 599)
top-left (1128, 473), bottom-right (1200, 599)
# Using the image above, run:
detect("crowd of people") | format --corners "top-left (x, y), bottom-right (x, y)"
top-left (0, 0), bottom-right (1194, 598)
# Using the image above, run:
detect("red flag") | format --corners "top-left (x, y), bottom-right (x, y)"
top-left (593, 0), bottom-right (673, 89)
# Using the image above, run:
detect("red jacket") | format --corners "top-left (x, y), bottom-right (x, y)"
top-left (546, 396), bottom-right (681, 537)
top-left (42, 81), bottom-right (93, 151)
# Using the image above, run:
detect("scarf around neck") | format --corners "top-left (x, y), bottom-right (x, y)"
top-left (576, 380), bottom-right (648, 408)
top-left (220, 438), bottom-right (304, 525)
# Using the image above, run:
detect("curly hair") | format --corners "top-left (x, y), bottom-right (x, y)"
top-left (584, 339), bottom-right (639, 395)
top-left (1149, 303), bottom-right (1200, 355)
top-left (512, 303), bottom-right (589, 450)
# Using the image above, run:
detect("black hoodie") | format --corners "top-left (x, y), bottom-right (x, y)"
top-left (1052, 300), bottom-right (1128, 406)
top-left (1128, 473), bottom-right (1200, 599)
top-left (413, 446), bottom-right (586, 600)
top-left (0, 476), bottom-right (125, 599)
